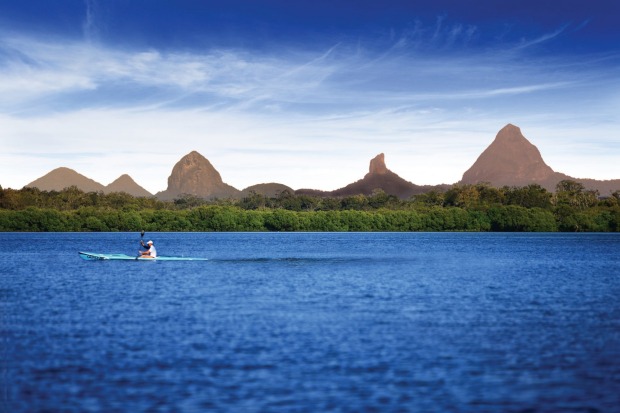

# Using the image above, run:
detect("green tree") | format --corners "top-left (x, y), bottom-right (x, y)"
top-left (488, 206), bottom-right (556, 232)
top-left (264, 209), bottom-right (301, 231)
top-left (504, 184), bottom-right (552, 209)
top-left (84, 216), bottom-right (108, 231)
top-left (555, 180), bottom-right (598, 210)
top-left (341, 194), bottom-right (369, 210)
top-left (307, 211), bottom-right (348, 231)
top-left (443, 185), bottom-right (480, 209)
top-left (174, 194), bottom-right (207, 209)
top-left (368, 189), bottom-right (400, 209)
top-left (238, 191), bottom-right (268, 210)
top-left (411, 190), bottom-right (444, 208)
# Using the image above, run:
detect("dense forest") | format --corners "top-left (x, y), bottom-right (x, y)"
top-left (1, 180), bottom-right (619, 232)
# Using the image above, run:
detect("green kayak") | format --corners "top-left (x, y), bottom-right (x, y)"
top-left (79, 252), bottom-right (208, 261)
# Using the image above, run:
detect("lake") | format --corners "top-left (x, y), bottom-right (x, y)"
top-left (2, 232), bottom-right (620, 412)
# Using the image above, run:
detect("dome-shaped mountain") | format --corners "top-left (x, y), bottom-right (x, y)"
top-left (241, 183), bottom-right (294, 198)
top-left (105, 174), bottom-right (152, 197)
top-left (156, 151), bottom-right (240, 200)
top-left (27, 167), bottom-right (106, 192)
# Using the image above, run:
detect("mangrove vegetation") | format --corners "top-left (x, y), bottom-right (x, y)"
top-left (1, 181), bottom-right (619, 232)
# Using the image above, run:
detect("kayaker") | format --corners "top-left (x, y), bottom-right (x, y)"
top-left (139, 240), bottom-right (157, 258)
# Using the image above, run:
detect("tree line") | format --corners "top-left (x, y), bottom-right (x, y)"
top-left (1, 181), bottom-right (619, 232)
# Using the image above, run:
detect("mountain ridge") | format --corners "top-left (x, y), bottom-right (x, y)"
top-left (26, 168), bottom-right (152, 197)
top-left (21, 124), bottom-right (620, 198)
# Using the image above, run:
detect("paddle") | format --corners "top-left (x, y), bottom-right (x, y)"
top-left (137, 230), bottom-right (145, 259)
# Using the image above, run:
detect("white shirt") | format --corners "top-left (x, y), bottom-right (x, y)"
top-left (148, 245), bottom-right (157, 257)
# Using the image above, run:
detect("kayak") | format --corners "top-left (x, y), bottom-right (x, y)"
top-left (79, 252), bottom-right (209, 261)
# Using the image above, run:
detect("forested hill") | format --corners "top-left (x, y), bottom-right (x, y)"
top-left (0, 181), bottom-right (619, 232)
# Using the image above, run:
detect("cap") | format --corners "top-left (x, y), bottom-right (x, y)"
top-left (147, 240), bottom-right (153, 245)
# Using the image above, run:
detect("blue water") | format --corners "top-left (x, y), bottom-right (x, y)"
top-left (2, 232), bottom-right (620, 412)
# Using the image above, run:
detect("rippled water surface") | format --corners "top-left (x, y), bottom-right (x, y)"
top-left (2, 232), bottom-right (620, 412)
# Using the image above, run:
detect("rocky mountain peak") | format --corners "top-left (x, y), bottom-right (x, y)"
top-left (460, 123), bottom-right (556, 187)
top-left (170, 151), bottom-right (222, 187)
top-left (181, 150), bottom-right (213, 167)
top-left (156, 151), bottom-right (239, 200)
top-left (314, 152), bottom-right (445, 199)
top-left (368, 153), bottom-right (388, 175)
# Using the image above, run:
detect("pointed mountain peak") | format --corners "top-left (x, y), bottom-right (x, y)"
top-left (105, 174), bottom-right (152, 197)
top-left (368, 153), bottom-right (388, 175)
top-left (461, 124), bottom-right (556, 187)
top-left (500, 123), bottom-right (519, 132)
top-left (109, 174), bottom-right (133, 184)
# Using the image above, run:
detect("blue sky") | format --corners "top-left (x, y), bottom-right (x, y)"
top-left (1, 0), bottom-right (619, 193)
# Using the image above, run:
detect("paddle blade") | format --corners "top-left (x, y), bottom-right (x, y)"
top-left (140, 230), bottom-right (145, 237)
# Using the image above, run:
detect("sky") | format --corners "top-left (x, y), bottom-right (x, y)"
top-left (1, 0), bottom-right (619, 194)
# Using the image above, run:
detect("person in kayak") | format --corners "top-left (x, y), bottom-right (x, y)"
top-left (139, 240), bottom-right (157, 258)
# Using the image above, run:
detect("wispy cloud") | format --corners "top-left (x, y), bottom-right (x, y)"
top-left (82, 0), bottom-right (100, 43)
top-left (1, 26), bottom-right (619, 192)
top-left (0, 19), bottom-right (595, 116)
top-left (472, 82), bottom-right (575, 98)
top-left (572, 19), bottom-right (591, 32)
top-left (515, 24), bottom-right (569, 50)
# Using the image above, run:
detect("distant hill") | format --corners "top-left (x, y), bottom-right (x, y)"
top-left (26, 167), bottom-right (152, 197)
top-left (105, 174), bottom-right (152, 197)
top-left (461, 124), bottom-right (620, 194)
top-left (27, 167), bottom-right (106, 193)
top-left (570, 178), bottom-right (620, 195)
top-left (297, 153), bottom-right (450, 199)
top-left (242, 183), bottom-right (294, 198)
top-left (156, 151), bottom-right (241, 200)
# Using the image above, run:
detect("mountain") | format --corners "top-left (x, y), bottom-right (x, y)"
top-left (242, 183), bottom-right (294, 198)
top-left (297, 153), bottom-right (450, 199)
top-left (460, 124), bottom-right (564, 190)
top-left (461, 124), bottom-right (620, 193)
top-left (27, 167), bottom-right (106, 192)
top-left (105, 174), bottom-right (152, 197)
top-left (22, 125), bottom-right (619, 199)
top-left (570, 178), bottom-right (620, 195)
top-left (26, 167), bottom-right (152, 196)
top-left (156, 151), bottom-right (241, 200)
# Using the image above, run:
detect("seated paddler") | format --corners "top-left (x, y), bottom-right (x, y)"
top-left (139, 240), bottom-right (157, 258)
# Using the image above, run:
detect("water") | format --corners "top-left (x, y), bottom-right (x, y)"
top-left (2, 232), bottom-right (620, 412)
